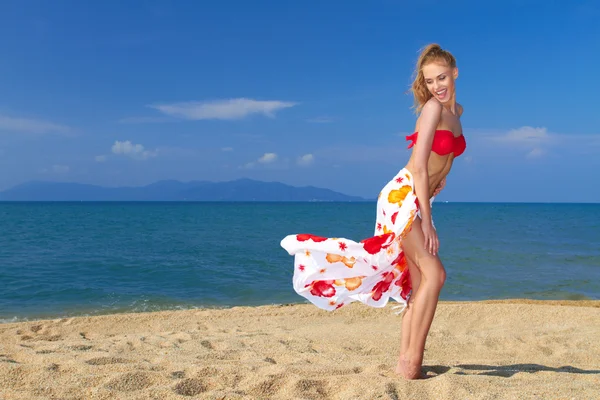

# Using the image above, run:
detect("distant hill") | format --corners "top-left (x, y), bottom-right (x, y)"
top-left (0, 178), bottom-right (368, 202)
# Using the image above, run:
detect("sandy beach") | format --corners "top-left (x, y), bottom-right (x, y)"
top-left (0, 300), bottom-right (599, 399)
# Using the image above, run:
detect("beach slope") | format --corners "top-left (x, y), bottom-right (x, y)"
top-left (0, 300), bottom-right (599, 399)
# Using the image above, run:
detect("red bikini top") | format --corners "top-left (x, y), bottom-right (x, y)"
top-left (406, 129), bottom-right (466, 157)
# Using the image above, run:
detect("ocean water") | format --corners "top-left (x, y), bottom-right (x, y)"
top-left (1, 202), bottom-right (599, 322)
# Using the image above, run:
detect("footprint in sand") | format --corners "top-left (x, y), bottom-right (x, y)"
top-left (0, 354), bottom-right (17, 364)
top-left (69, 345), bottom-right (93, 351)
top-left (172, 378), bottom-right (208, 397)
top-left (46, 363), bottom-right (60, 372)
top-left (86, 357), bottom-right (130, 365)
top-left (105, 372), bottom-right (154, 392)
top-left (250, 374), bottom-right (285, 398)
top-left (295, 379), bottom-right (330, 400)
top-left (200, 340), bottom-right (214, 350)
top-left (385, 382), bottom-right (400, 400)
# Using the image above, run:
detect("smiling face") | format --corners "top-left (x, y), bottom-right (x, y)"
top-left (422, 62), bottom-right (458, 104)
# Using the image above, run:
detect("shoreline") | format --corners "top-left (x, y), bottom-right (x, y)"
top-left (1, 300), bottom-right (599, 399)
top-left (2, 298), bottom-right (599, 326)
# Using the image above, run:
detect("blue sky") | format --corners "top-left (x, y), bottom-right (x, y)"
top-left (0, 0), bottom-right (599, 202)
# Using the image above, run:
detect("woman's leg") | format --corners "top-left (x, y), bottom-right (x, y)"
top-left (398, 216), bottom-right (446, 379)
top-left (396, 256), bottom-right (421, 375)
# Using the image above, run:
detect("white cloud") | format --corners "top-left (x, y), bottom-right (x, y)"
top-left (240, 152), bottom-right (278, 169)
top-left (149, 98), bottom-right (296, 120)
top-left (221, 147), bottom-right (234, 152)
top-left (297, 153), bottom-right (314, 166)
top-left (490, 126), bottom-right (554, 146)
top-left (527, 148), bottom-right (544, 159)
top-left (483, 126), bottom-right (600, 159)
top-left (258, 152), bottom-right (277, 163)
top-left (111, 140), bottom-right (157, 160)
top-left (0, 115), bottom-right (71, 135)
top-left (118, 116), bottom-right (171, 124)
top-left (95, 155), bottom-right (107, 162)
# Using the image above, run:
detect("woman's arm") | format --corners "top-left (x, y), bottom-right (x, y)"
top-left (411, 99), bottom-right (442, 255)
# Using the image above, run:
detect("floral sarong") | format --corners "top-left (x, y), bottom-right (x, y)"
top-left (280, 168), bottom-right (432, 313)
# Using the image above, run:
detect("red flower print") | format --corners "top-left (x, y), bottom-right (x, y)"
top-left (298, 264), bottom-right (306, 272)
top-left (414, 197), bottom-right (419, 210)
top-left (335, 303), bottom-right (345, 310)
top-left (391, 252), bottom-right (408, 271)
top-left (305, 280), bottom-right (336, 297)
top-left (371, 271), bottom-right (395, 301)
top-left (376, 222), bottom-right (382, 231)
top-left (338, 241), bottom-right (348, 251)
top-left (391, 211), bottom-right (398, 225)
top-left (296, 234), bottom-right (328, 242)
top-left (395, 177), bottom-right (404, 183)
top-left (361, 233), bottom-right (394, 255)
top-left (395, 270), bottom-right (412, 300)
top-left (371, 265), bottom-right (378, 271)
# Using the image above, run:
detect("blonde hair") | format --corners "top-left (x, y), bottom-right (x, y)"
top-left (409, 43), bottom-right (457, 114)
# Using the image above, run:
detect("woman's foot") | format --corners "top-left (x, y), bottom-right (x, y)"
top-left (396, 354), bottom-right (424, 380)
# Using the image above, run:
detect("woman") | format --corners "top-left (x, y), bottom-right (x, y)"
top-left (280, 43), bottom-right (465, 380)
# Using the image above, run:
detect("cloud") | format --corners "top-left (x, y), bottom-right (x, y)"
top-left (0, 115), bottom-right (71, 135)
top-left (240, 152), bottom-right (279, 169)
top-left (258, 152), bottom-right (277, 163)
top-left (117, 116), bottom-right (171, 124)
top-left (149, 98), bottom-right (296, 120)
top-left (527, 148), bottom-right (544, 159)
top-left (483, 126), bottom-right (600, 158)
top-left (490, 126), bottom-right (554, 146)
top-left (95, 155), bottom-right (107, 162)
top-left (221, 147), bottom-right (234, 152)
top-left (297, 154), bottom-right (314, 166)
top-left (111, 140), bottom-right (157, 160)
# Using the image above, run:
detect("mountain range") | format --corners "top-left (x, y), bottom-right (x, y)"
top-left (0, 179), bottom-right (368, 202)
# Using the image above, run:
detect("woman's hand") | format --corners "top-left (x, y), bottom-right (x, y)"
top-left (432, 177), bottom-right (446, 197)
top-left (421, 219), bottom-right (439, 256)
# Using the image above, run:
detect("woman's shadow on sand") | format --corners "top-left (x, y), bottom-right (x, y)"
top-left (423, 364), bottom-right (600, 378)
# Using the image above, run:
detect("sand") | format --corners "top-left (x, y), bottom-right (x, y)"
top-left (0, 300), bottom-right (599, 399)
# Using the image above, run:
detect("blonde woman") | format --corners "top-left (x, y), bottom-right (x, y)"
top-left (281, 43), bottom-right (466, 379)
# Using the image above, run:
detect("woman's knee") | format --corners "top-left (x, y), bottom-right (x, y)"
top-left (420, 256), bottom-right (446, 289)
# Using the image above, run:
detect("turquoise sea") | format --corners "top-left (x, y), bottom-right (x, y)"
top-left (1, 202), bottom-right (599, 323)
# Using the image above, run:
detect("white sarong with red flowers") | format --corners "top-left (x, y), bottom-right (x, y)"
top-left (281, 168), bottom-right (432, 313)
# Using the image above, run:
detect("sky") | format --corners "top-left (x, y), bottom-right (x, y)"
top-left (0, 0), bottom-right (599, 202)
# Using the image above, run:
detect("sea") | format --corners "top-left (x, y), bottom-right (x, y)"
top-left (1, 202), bottom-right (599, 323)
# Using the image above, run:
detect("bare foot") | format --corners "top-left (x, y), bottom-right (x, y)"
top-left (398, 354), bottom-right (424, 380)
top-left (395, 358), bottom-right (404, 375)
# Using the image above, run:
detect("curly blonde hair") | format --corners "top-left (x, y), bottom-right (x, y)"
top-left (409, 44), bottom-right (457, 114)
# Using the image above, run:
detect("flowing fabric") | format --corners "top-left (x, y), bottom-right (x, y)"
top-left (280, 168), bottom-right (434, 314)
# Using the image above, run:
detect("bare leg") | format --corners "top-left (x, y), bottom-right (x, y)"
top-left (395, 256), bottom-right (421, 375)
top-left (398, 217), bottom-right (446, 379)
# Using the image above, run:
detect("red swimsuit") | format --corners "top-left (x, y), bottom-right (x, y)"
top-left (405, 129), bottom-right (466, 157)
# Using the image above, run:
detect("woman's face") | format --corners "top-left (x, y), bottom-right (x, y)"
top-left (422, 62), bottom-right (458, 104)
